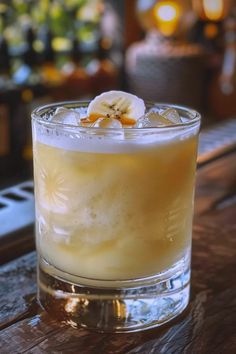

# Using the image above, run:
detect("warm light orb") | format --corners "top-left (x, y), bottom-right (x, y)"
top-left (156, 4), bottom-right (179, 22)
top-left (203, 0), bottom-right (223, 21)
top-left (192, 0), bottom-right (231, 22)
top-left (136, 0), bottom-right (195, 38)
top-left (154, 1), bottom-right (181, 36)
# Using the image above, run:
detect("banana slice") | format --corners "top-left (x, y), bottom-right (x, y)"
top-left (87, 91), bottom-right (145, 126)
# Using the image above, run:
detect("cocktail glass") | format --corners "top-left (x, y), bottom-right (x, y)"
top-left (32, 101), bottom-right (201, 332)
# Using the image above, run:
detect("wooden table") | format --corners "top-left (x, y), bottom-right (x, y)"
top-left (1, 122), bottom-right (236, 353)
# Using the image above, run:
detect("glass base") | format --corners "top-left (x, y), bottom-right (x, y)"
top-left (37, 256), bottom-right (190, 333)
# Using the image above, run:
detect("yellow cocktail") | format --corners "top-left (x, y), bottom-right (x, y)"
top-left (34, 135), bottom-right (197, 280)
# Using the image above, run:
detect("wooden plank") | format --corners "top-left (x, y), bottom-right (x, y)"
top-left (1, 216), bottom-right (236, 353)
top-left (0, 152), bottom-right (236, 353)
top-left (0, 225), bottom-right (34, 265)
top-left (0, 252), bottom-right (37, 330)
top-left (197, 118), bottom-right (236, 167)
top-left (195, 151), bottom-right (236, 216)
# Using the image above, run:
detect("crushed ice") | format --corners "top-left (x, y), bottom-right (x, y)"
top-left (51, 107), bottom-right (80, 126)
top-left (161, 108), bottom-right (181, 124)
top-left (50, 106), bottom-right (182, 129)
top-left (136, 108), bottom-right (182, 128)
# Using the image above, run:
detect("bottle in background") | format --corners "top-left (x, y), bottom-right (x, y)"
top-left (13, 26), bottom-right (40, 86)
top-left (0, 36), bottom-right (11, 157)
top-left (40, 26), bottom-right (62, 88)
top-left (209, 18), bottom-right (236, 119)
top-left (0, 36), bottom-right (11, 89)
top-left (87, 36), bottom-right (119, 95)
top-left (61, 36), bottom-right (90, 99)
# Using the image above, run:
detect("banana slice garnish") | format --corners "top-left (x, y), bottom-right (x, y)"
top-left (87, 91), bottom-right (146, 127)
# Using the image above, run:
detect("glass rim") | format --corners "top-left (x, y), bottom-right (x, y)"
top-left (31, 100), bottom-right (201, 132)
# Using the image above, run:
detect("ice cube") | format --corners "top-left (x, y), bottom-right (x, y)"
top-left (136, 112), bottom-right (172, 128)
top-left (54, 107), bottom-right (69, 115)
top-left (51, 107), bottom-right (80, 126)
top-left (92, 117), bottom-right (123, 128)
top-left (161, 108), bottom-right (181, 124)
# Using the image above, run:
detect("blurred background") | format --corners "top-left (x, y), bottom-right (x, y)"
top-left (1, 0), bottom-right (236, 187)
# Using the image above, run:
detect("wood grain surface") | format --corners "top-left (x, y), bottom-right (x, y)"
top-left (0, 150), bottom-right (236, 354)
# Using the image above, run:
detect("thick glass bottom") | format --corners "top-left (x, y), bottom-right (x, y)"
top-left (37, 255), bottom-right (190, 333)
